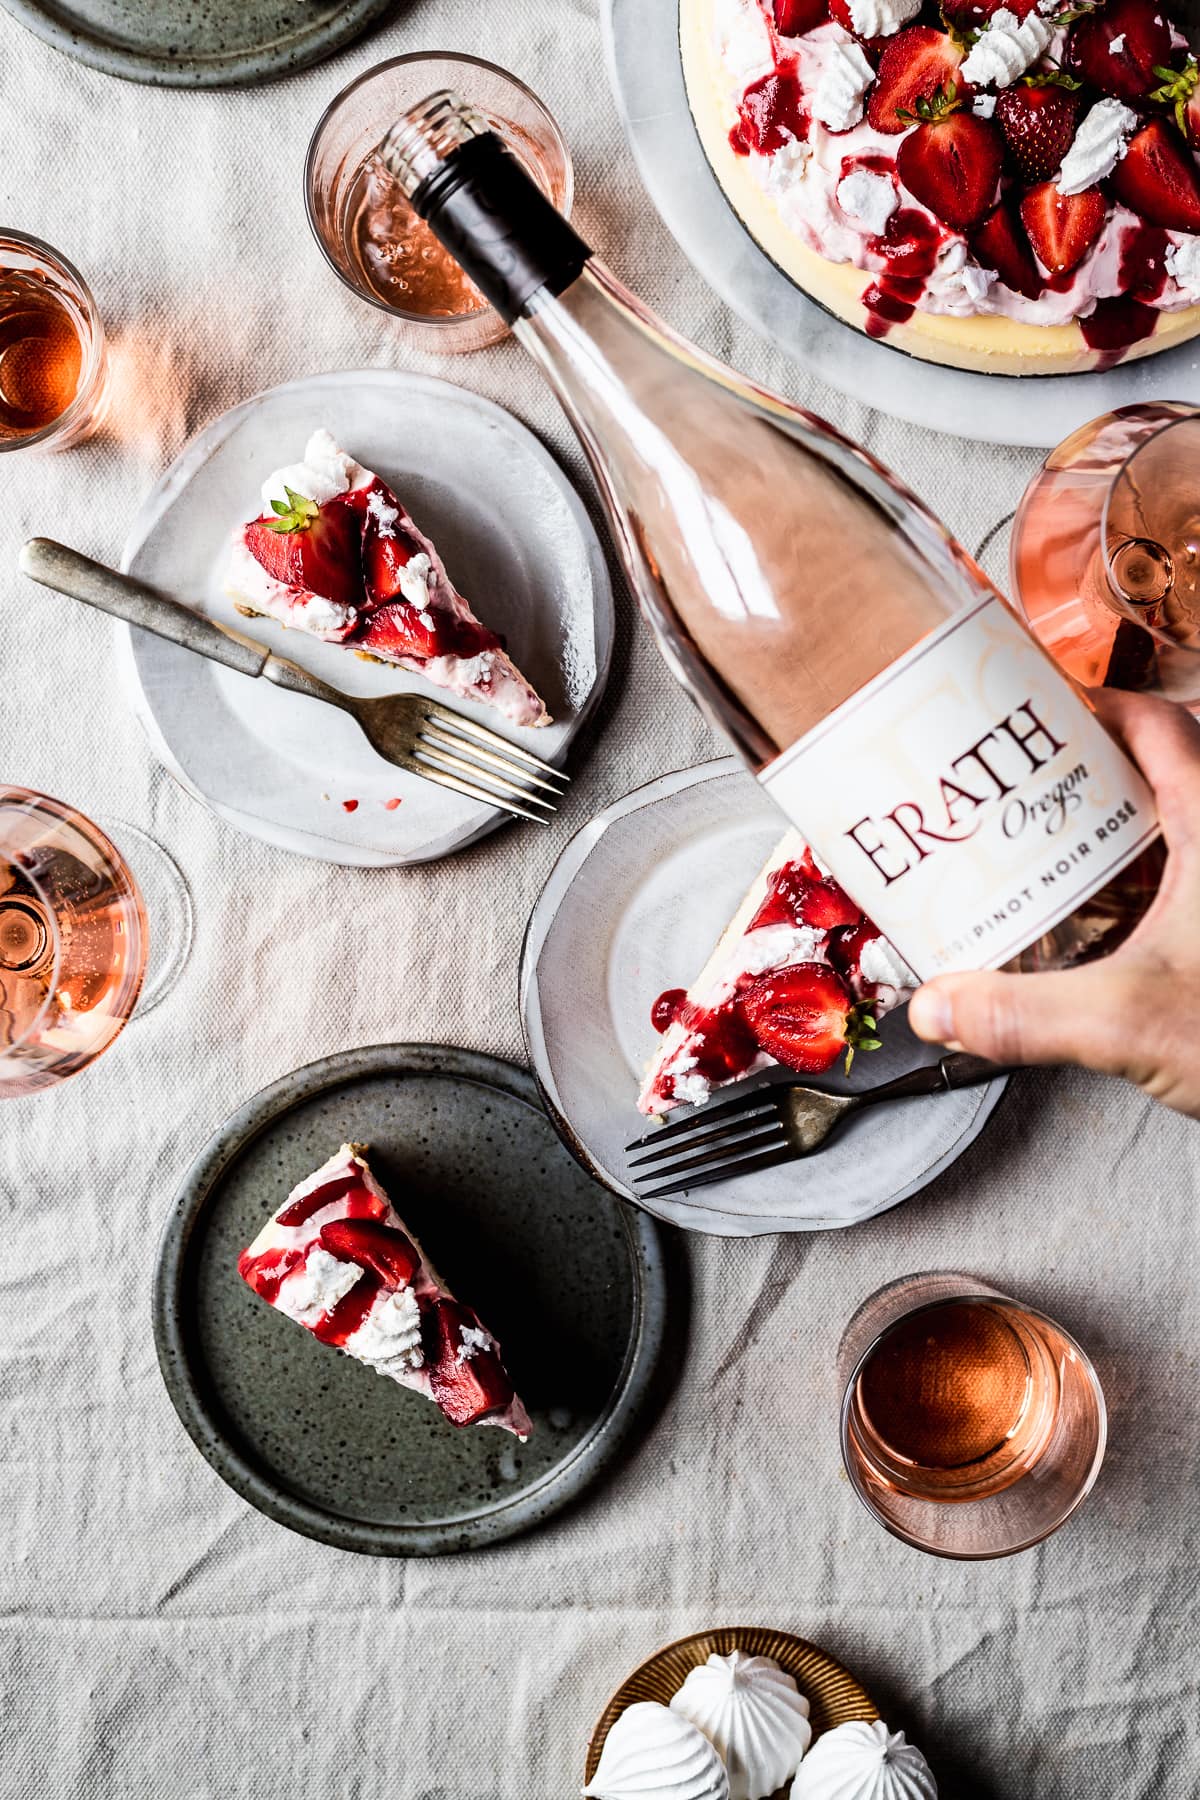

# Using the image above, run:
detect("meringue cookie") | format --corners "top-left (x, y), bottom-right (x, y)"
top-left (790, 1720), bottom-right (937, 1800)
top-left (812, 40), bottom-right (875, 131)
top-left (1166, 234), bottom-right (1200, 297)
top-left (842, 0), bottom-right (921, 35)
top-left (1056, 98), bottom-right (1139, 195)
top-left (585, 1703), bottom-right (731, 1800)
top-left (671, 1652), bottom-right (813, 1800)
top-left (959, 7), bottom-right (1053, 86)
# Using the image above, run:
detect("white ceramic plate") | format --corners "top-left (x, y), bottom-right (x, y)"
top-left (116, 371), bottom-right (613, 866)
top-left (603, 0), bottom-right (1200, 449)
top-left (520, 759), bottom-right (1009, 1236)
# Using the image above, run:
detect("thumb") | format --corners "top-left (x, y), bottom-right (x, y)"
top-left (907, 963), bottom-right (1136, 1075)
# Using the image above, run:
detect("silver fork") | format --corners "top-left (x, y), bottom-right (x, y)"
top-left (19, 538), bottom-right (567, 825)
top-left (625, 1052), bottom-right (1014, 1199)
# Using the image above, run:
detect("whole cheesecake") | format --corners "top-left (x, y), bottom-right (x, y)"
top-left (682, 0), bottom-right (1200, 372)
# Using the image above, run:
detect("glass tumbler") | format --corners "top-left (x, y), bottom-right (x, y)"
top-left (0, 231), bottom-right (107, 452)
top-left (305, 53), bottom-right (573, 353)
top-left (1010, 403), bottom-right (1200, 712)
top-left (839, 1271), bottom-right (1107, 1559)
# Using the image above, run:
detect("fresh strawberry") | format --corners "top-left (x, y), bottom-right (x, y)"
top-left (740, 962), bottom-right (881, 1074)
top-left (1112, 117), bottom-right (1200, 230)
top-left (1151, 56), bottom-right (1200, 145)
top-left (243, 488), bottom-right (364, 612)
top-left (896, 94), bottom-right (1002, 230)
top-left (868, 28), bottom-right (965, 134)
top-left (827, 918), bottom-right (880, 984)
top-left (319, 1218), bottom-right (420, 1288)
top-left (970, 199), bottom-right (1045, 296)
top-left (749, 865), bottom-right (863, 931)
top-left (1020, 179), bottom-right (1107, 273)
top-left (996, 80), bottom-right (1083, 181)
top-left (774, 0), bottom-right (829, 33)
top-left (1064, 0), bottom-right (1172, 102)
top-left (356, 599), bottom-right (444, 661)
top-left (424, 1298), bottom-right (515, 1427)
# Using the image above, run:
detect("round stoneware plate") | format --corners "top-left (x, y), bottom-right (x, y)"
top-left (0, 0), bottom-right (391, 86)
top-left (585, 1625), bottom-right (879, 1791)
top-left (602, 0), bottom-right (1200, 448)
top-left (153, 1044), bottom-right (667, 1555)
top-left (116, 370), bottom-right (613, 866)
top-left (521, 759), bottom-right (1009, 1237)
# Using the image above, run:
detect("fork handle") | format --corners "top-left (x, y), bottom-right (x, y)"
top-left (852, 1050), bottom-right (1018, 1109)
top-left (19, 537), bottom-right (269, 680)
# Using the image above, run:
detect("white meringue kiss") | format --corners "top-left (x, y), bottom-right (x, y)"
top-left (790, 1720), bottom-right (937, 1800)
top-left (585, 1702), bottom-right (731, 1800)
top-left (671, 1652), bottom-right (813, 1800)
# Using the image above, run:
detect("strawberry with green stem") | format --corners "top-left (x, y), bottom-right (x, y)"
top-left (996, 73), bottom-right (1083, 182)
top-left (1151, 57), bottom-right (1200, 145)
top-left (740, 963), bottom-right (884, 1076)
top-left (243, 485), bottom-right (364, 612)
top-left (895, 83), bottom-right (1003, 230)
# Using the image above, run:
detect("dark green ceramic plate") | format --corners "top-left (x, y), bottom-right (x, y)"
top-left (0, 0), bottom-right (393, 87)
top-left (153, 1044), bottom-right (668, 1555)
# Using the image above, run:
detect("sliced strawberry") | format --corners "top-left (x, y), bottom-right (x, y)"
top-left (319, 1217), bottom-right (420, 1288)
top-left (1112, 118), bottom-right (1200, 231)
top-left (1020, 179), bottom-right (1107, 274)
top-left (243, 490), bottom-right (364, 611)
top-left (749, 864), bottom-right (862, 931)
top-left (425, 1298), bottom-right (515, 1427)
top-left (739, 962), bottom-right (857, 1074)
top-left (970, 198), bottom-right (1045, 297)
top-left (996, 81), bottom-right (1082, 183)
top-left (774, 0), bottom-right (829, 33)
top-left (868, 28), bottom-right (965, 134)
top-left (1150, 57), bottom-right (1200, 146)
top-left (896, 106), bottom-right (1002, 230)
top-left (1065, 0), bottom-right (1172, 102)
top-left (277, 1171), bottom-right (386, 1228)
top-left (356, 599), bottom-right (444, 661)
top-left (827, 917), bottom-right (881, 984)
top-left (674, 997), bottom-right (760, 1083)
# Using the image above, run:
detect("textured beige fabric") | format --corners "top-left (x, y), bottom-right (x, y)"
top-left (1, 2), bottom-right (1197, 1796)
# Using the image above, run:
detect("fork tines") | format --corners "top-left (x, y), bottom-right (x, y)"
top-left (414, 700), bottom-right (569, 824)
top-left (625, 1084), bottom-right (794, 1198)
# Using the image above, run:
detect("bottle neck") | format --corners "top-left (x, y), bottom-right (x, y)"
top-left (399, 124), bottom-right (592, 324)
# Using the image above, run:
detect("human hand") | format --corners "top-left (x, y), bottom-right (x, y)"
top-left (907, 688), bottom-right (1200, 1119)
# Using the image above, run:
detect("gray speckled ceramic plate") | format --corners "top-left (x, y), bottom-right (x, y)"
top-left (153, 1044), bottom-right (668, 1555)
top-left (0, 0), bottom-right (394, 87)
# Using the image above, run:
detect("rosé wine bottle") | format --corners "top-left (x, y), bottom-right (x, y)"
top-left (381, 92), bottom-right (1164, 985)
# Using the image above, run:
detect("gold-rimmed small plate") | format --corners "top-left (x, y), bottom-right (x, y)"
top-left (585, 1624), bottom-right (880, 1791)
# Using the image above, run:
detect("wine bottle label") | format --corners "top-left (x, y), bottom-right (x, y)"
top-left (760, 594), bottom-right (1160, 978)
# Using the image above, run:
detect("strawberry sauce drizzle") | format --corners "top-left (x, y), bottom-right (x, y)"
top-left (237, 1246), bottom-right (302, 1303)
top-left (1080, 295), bottom-right (1160, 369)
top-left (651, 987), bottom-right (688, 1033)
top-left (861, 211), bottom-right (942, 338)
top-left (311, 1273), bottom-right (383, 1346)
top-left (731, 63), bottom-right (809, 154)
top-left (276, 1173), bottom-right (382, 1229)
top-left (1118, 222), bottom-right (1169, 302)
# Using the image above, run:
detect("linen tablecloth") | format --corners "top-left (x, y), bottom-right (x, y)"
top-left (2, 3), bottom-right (1198, 1794)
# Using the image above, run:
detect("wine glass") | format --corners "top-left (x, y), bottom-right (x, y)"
top-left (1009, 404), bottom-right (1200, 712)
top-left (839, 1272), bottom-right (1107, 1559)
top-left (0, 231), bottom-right (108, 453)
top-left (0, 788), bottom-right (189, 1095)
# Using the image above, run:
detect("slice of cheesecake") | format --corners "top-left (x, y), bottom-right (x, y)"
top-left (226, 429), bottom-right (551, 729)
top-left (238, 1143), bottom-right (532, 1438)
top-left (638, 831), bottom-right (917, 1117)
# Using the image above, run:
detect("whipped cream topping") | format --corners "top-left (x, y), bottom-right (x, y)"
top-left (260, 427), bottom-right (369, 511)
top-left (859, 935), bottom-right (919, 990)
top-left (837, 169), bottom-right (897, 236)
top-left (348, 1287), bottom-right (425, 1374)
top-left (711, 0), bottom-right (1200, 333)
top-left (1166, 234), bottom-right (1200, 296)
top-left (277, 1247), bottom-right (364, 1327)
top-left (456, 1323), bottom-right (494, 1365)
top-left (843, 0), bottom-right (920, 36)
top-left (813, 39), bottom-right (874, 131)
top-left (959, 7), bottom-right (1053, 87)
top-left (1056, 98), bottom-right (1139, 195)
top-left (397, 549), bottom-right (434, 612)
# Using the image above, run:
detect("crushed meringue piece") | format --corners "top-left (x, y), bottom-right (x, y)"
top-left (813, 40), bottom-right (875, 131)
top-left (836, 168), bottom-right (898, 237)
top-left (1056, 98), bottom-right (1139, 195)
top-left (960, 7), bottom-right (1054, 87)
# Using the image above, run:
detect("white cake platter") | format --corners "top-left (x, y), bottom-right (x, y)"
top-left (603, 0), bottom-right (1200, 448)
